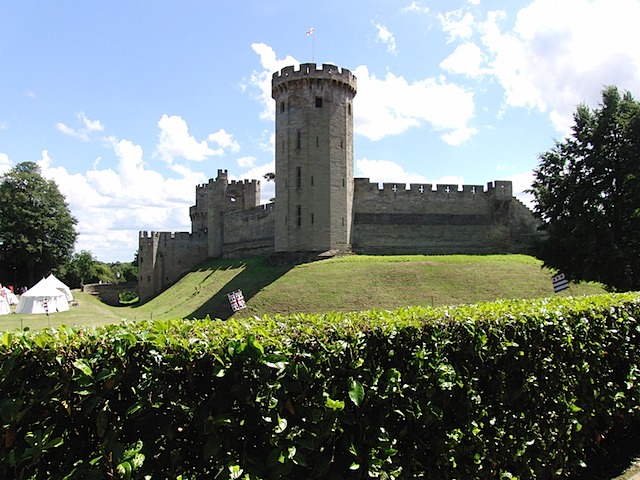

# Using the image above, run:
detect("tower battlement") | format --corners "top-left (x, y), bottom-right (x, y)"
top-left (272, 63), bottom-right (357, 96)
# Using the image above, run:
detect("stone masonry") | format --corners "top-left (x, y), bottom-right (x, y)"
top-left (137, 63), bottom-right (541, 301)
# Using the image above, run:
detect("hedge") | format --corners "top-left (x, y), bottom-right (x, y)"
top-left (1, 293), bottom-right (640, 479)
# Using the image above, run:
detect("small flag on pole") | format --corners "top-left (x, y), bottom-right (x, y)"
top-left (306, 27), bottom-right (314, 36)
top-left (552, 273), bottom-right (570, 293)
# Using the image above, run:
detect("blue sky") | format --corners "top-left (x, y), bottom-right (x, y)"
top-left (1, 0), bottom-right (639, 263)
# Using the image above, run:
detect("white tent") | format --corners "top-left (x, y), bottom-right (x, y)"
top-left (15, 280), bottom-right (70, 314)
top-left (45, 274), bottom-right (73, 301)
top-left (0, 296), bottom-right (9, 315)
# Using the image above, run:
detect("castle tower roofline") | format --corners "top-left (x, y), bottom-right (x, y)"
top-left (272, 63), bottom-right (357, 98)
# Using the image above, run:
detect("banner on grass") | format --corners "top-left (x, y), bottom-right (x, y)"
top-left (227, 289), bottom-right (246, 312)
top-left (552, 273), bottom-right (570, 293)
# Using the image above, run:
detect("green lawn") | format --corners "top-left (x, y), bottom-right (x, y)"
top-left (1, 254), bottom-right (607, 331)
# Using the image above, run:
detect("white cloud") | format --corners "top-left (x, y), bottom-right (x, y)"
top-left (55, 113), bottom-right (104, 142)
top-left (441, 126), bottom-right (478, 146)
top-left (439, 10), bottom-right (476, 42)
top-left (156, 114), bottom-right (221, 162)
top-left (248, 43), bottom-right (300, 121)
top-left (237, 156), bottom-right (256, 168)
top-left (440, 42), bottom-right (486, 78)
top-left (0, 152), bottom-right (11, 175)
top-left (403, 2), bottom-right (429, 14)
top-left (35, 140), bottom-right (208, 262)
top-left (207, 128), bottom-right (240, 153)
top-left (475, 0), bottom-right (640, 132)
top-left (79, 112), bottom-right (103, 132)
top-left (353, 65), bottom-right (476, 142)
top-left (374, 23), bottom-right (398, 55)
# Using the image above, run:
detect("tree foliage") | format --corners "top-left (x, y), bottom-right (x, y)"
top-left (530, 86), bottom-right (640, 291)
top-left (0, 162), bottom-right (78, 286)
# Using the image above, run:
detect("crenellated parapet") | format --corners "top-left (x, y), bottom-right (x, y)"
top-left (354, 178), bottom-right (512, 198)
top-left (272, 63), bottom-right (357, 98)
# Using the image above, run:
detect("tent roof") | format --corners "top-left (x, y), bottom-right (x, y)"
top-left (22, 280), bottom-right (65, 298)
top-left (46, 274), bottom-right (71, 290)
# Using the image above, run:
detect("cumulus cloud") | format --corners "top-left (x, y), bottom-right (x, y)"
top-left (56, 112), bottom-right (104, 141)
top-left (374, 23), bottom-right (398, 55)
top-left (403, 2), bottom-right (430, 14)
top-left (472, 0), bottom-right (640, 133)
top-left (440, 42), bottom-right (486, 78)
top-left (0, 152), bottom-right (11, 175)
top-left (439, 10), bottom-right (476, 42)
top-left (353, 65), bottom-right (476, 143)
top-left (248, 43), bottom-right (299, 121)
top-left (36, 138), bottom-right (208, 262)
top-left (156, 114), bottom-right (220, 162)
top-left (208, 129), bottom-right (240, 153)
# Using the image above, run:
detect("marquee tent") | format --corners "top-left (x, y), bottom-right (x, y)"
top-left (0, 296), bottom-right (9, 315)
top-left (15, 280), bottom-right (70, 314)
top-left (46, 274), bottom-right (73, 301)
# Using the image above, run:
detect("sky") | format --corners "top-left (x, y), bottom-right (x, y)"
top-left (1, 0), bottom-right (640, 263)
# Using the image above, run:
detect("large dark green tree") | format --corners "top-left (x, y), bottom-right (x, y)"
top-left (530, 86), bottom-right (640, 291)
top-left (0, 162), bottom-right (78, 286)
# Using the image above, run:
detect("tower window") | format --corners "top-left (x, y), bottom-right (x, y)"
top-left (296, 130), bottom-right (301, 149)
top-left (311, 213), bottom-right (314, 224)
top-left (296, 205), bottom-right (302, 227)
top-left (316, 136), bottom-right (319, 146)
top-left (296, 167), bottom-right (302, 189)
top-left (315, 97), bottom-right (323, 108)
top-left (348, 103), bottom-right (352, 115)
top-left (280, 101), bottom-right (285, 113)
top-left (311, 176), bottom-right (314, 186)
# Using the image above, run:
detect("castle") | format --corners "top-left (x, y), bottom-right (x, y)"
top-left (138, 63), bottom-right (541, 301)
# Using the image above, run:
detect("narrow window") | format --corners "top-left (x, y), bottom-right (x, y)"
top-left (296, 130), bottom-right (301, 149)
top-left (348, 103), bottom-right (352, 116)
top-left (315, 97), bottom-right (323, 108)
top-left (311, 176), bottom-right (314, 186)
top-left (280, 101), bottom-right (285, 113)
top-left (296, 167), bottom-right (302, 189)
top-left (311, 213), bottom-right (314, 224)
top-left (316, 136), bottom-right (319, 146)
top-left (340, 140), bottom-right (343, 149)
top-left (297, 205), bottom-right (302, 227)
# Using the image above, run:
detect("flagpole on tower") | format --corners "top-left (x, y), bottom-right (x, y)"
top-left (306, 27), bottom-right (314, 62)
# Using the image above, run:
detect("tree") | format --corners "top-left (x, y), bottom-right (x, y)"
top-left (61, 250), bottom-right (97, 288)
top-left (0, 162), bottom-right (78, 286)
top-left (529, 86), bottom-right (640, 291)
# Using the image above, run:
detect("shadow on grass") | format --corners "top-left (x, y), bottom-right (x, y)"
top-left (186, 257), bottom-right (293, 320)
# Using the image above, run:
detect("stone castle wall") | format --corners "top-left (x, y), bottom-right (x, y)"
top-left (222, 203), bottom-right (275, 258)
top-left (138, 231), bottom-right (208, 301)
top-left (351, 179), bottom-right (538, 254)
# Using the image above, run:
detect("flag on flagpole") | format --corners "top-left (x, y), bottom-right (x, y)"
top-left (306, 27), bottom-right (314, 36)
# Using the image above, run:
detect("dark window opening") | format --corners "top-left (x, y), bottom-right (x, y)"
top-left (311, 176), bottom-right (314, 186)
top-left (280, 101), bottom-right (285, 113)
top-left (315, 97), bottom-right (323, 108)
top-left (316, 136), bottom-right (319, 146)
top-left (348, 103), bottom-right (352, 115)
top-left (296, 205), bottom-right (302, 227)
top-left (296, 167), bottom-right (302, 189)
top-left (296, 130), bottom-right (301, 149)
top-left (311, 213), bottom-right (314, 224)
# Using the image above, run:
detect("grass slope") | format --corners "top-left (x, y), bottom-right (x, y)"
top-left (2, 254), bottom-right (605, 331)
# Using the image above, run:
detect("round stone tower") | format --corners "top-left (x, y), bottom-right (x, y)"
top-left (271, 63), bottom-right (357, 253)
